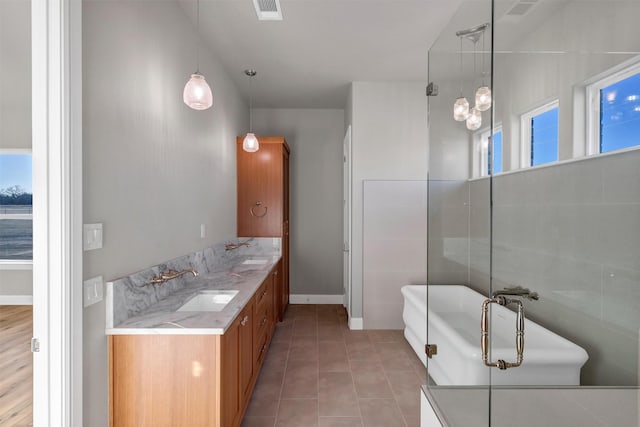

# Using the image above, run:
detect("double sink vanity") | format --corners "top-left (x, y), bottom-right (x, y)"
top-left (105, 238), bottom-right (286, 427)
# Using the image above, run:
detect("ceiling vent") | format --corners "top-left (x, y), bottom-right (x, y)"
top-left (252, 0), bottom-right (283, 21)
top-left (506, 0), bottom-right (538, 16)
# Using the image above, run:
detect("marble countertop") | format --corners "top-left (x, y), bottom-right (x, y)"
top-left (105, 254), bottom-right (280, 335)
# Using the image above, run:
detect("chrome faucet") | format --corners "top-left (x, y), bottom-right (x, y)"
top-left (225, 240), bottom-right (251, 251)
top-left (492, 286), bottom-right (539, 301)
top-left (150, 269), bottom-right (199, 285)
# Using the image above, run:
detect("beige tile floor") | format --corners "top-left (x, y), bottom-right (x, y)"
top-left (242, 304), bottom-right (426, 427)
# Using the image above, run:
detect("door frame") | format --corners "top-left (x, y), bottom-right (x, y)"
top-left (32, 0), bottom-right (83, 425)
top-left (342, 126), bottom-right (352, 316)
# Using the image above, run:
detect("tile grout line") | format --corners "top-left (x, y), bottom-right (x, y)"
top-left (370, 331), bottom-right (411, 427)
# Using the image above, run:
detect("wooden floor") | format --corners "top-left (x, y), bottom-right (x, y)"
top-left (0, 305), bottom-right (33, 426)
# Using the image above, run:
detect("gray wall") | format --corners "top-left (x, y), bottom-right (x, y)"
top-left (0, 0), bottom-right (31, 149)
top-left (0, 0), bottom-right (32, 298)
top-left (350, 82), bottom-right (429, 319)
top-left (252, 108), bottom-right (344, 296)
top-left (83, 2), bottom-right (246, 425)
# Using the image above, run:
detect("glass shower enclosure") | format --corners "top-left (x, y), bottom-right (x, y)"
top-left (425, 0), bottom-right (640, 425)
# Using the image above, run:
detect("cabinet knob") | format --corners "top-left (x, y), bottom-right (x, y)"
top-left (241, 315), bottom-right (249, 326)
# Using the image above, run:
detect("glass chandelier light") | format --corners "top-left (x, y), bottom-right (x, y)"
top-left (243, 69), bottom-right (259, 152)
top-left (475, 31), bottom-right (492, 112)
top-left (466, 106), bottom-right (482, 130)
top-left (453, 37), bottom-right (470, 121)
top-left (453, 23), bottom-right (491, 130)
top-left (183, 0), bottom-right (213, 110)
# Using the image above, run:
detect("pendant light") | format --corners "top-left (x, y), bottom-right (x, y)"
top-left (475, 30), bottom-right (492, 112)
top-left (453, 37), bottom-right (470, 121)
top-left (183, 0), bottom-right (213, 110)
top-left (466, 107), bottom-right (482, 130)
top-left (242, 69), bottom-right (259, 152)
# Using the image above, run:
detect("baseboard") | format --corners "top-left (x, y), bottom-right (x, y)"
top-left (0, 295), bottom-right (33, 305)
top-left (348, 317), bottom-right (363, 330)
top-left (289, 294), bottom-right (344, 304)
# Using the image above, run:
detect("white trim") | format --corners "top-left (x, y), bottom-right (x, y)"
top-left (0, 260), bottom-right (33, 270)
top-left (0, 295), bottom-right (34, 305)
top-left (290, 294), bottom-right (345, 305)
top-left (520, 99), bottom-right (559, 168)
top-left (468, 144), bottom-right (640, 182)
top-left (473, 125), bottom-right (503, 178)
top-left (348, 316), bottom-right (363, 330)
top-left (0, 148), bottom-right (33, 154)
top-left (32, 0), bottom-right (83, 425)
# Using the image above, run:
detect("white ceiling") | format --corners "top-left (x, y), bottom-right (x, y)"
top-left (179, 0), bottom-right (463, 108)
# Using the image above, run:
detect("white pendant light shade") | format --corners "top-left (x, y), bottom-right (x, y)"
top-left (475, 86), bottom-right (492, 111)
top-left (466, 107), bottom-right (482, 130)
top-left (183, 73), bottom-right (213, 110)
top-left (243, 132), bottom-right (259, 152)
top-left (453, 97), bottom-right (470, 121)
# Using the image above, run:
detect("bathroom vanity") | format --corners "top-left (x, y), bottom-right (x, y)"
top-left (105, 239), bottom-right (282, 427)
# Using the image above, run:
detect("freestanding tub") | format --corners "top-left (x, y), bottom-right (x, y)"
top-left (401, 285), bottom-right (589, 386)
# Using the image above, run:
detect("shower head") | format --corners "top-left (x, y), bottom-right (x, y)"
top-left (456, 23), bottom-right (490, 43)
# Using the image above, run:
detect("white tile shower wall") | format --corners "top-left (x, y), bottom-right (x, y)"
top-left (363, 180), bottom-right (428, 329)
top-left (480, 149), bottom-right (640, 386)
top-left (427, 180), bottom-right (470, 285)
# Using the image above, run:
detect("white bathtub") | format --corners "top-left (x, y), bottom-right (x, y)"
top-left (401, 285), bottom-right (588, 386)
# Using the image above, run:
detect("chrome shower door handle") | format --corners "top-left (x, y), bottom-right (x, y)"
top-left (481, 297), bottom-right (525, 370)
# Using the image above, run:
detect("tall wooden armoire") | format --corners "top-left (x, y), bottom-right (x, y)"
top-left (236, 136), bottom-right (290, 321)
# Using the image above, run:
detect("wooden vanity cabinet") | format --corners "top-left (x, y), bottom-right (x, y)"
top-left (110, 267), bottom-right (279, 427)
top-left (237, 136), bottom-right (290, 321)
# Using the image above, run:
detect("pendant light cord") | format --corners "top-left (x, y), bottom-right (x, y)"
top-left (481, 31), bottom-right (486, 85)
top-left (196, 0), bottom-right (200, 73)
top-left (249, 75), bottom-right (253, 132)
top-left (459, 37), bottom-right (463, 97)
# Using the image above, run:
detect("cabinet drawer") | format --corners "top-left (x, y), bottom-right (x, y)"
top-left (254, 302), bottom-right (271, 340)
top-left (254, 279), bottom-right (271, 312)
top-left (254, 327), bottom-right (270, 367)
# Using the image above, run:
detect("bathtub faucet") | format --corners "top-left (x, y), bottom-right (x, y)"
top-left (492, 286), bottom-right (539, 301)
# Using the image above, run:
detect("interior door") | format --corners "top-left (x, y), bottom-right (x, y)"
top-left (342, 126), bottom-right (352, 316)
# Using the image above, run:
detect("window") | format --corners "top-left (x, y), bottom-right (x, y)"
top-left (521, 100), bottom-right (559, 167)
top-left (0, 151), bottom-right (33, 263)
top-left (492, 130), bottom-right (503, 174)
top-left (587, 62), bottom-right (640, 154)
top-left (473, 127), bottom-right (503, 178)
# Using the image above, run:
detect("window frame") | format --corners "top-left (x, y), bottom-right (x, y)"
top-left (586, 60), bottom-right (640, 156)
top-left (0, 148), bottom-right (33, 269)
top-left (520, 99), bottom-right (559, 168)
top-left (473, 125), bottom-right (503, 178)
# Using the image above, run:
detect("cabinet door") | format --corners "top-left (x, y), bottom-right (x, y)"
top-left (221, 319), bottom-right (240, 427)
top-left (238, 301), bottom-right (254, 405)
top-left (237, 141), bottom-right (283, 237)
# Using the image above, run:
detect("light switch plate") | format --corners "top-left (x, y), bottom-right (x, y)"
top-left (83, 223), bottom-right (103, 251)
top-left (84, 276), bottom-right (103, 307)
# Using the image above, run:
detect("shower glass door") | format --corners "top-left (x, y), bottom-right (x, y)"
top-left (426, 0), bottom-right (640, 425)
top-left (426, 1), bottom-right (493, 425)
top-left (489, 0), bottom-right (639, 425)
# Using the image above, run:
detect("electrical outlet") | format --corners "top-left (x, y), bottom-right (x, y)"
top-left (200, 224), bottom-right (206, 239)
top-left (84, 276), bottom-right (103, 307)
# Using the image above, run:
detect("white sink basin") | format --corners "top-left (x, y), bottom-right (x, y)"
top-left (177, 290), bottom-right (239, 312)
top-left (242, 258), bottom-right (269, 265)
